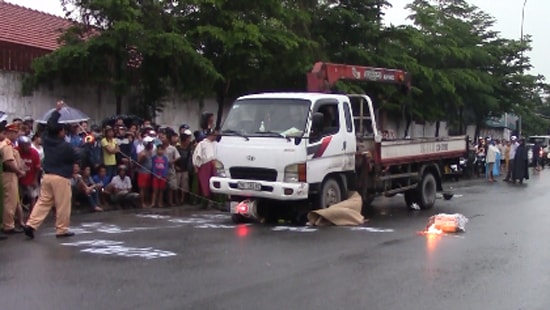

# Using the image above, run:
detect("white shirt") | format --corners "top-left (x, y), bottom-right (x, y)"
top-left (193, 139), bottom-right (216, 167)
top-left (486, 144), bottom-right (500, 163)
top-left (165, 144), bottom-right (181, 173)
top-left (110, 175), bottom-right (132, 191)
top-left (32, 144), bottom-right (44, 161)
top-left (510, 141), bottom-right (519, 159)
top-left (136, 141), bottom-right (156, 154)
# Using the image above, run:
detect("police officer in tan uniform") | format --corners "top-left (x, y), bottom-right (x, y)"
top-left (0, 121), bottom-right (8, 240)
top-left (1, 122), bottom-right (25, 235)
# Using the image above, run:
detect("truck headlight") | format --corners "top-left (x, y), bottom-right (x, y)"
top-left (284, 163), bottom-right (307, 183)
top-left (214, 160), bottom-right (226, 177)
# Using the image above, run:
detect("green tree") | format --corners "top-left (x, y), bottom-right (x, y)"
top-left (179, 0), bottom-right (317, 126)
top-left (311, 1), bottom-right (418, 133)
top-left (24, 0), bottom-right (219, 119)
top-left (403, 0), bottom-right (547, 137)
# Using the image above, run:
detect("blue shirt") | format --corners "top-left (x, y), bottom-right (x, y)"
top-left (152, 155), bottom-right (169, 177)
top-left (70, 134), bottom-right (83, 147)
top-left (93, 174), bottom-right (111, 188)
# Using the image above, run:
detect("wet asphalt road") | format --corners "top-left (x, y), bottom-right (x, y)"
top-left (2, 171), bottom-right (550, 310)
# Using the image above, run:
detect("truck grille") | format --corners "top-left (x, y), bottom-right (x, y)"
top-left (229, 167), bottom-right (277, 182)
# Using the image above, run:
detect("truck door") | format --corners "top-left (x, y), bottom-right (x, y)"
top-left (307, 99), bottom-right (355, 184)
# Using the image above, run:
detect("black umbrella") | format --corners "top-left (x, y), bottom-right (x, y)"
top-left (101, 114), bottom-right (143, 128)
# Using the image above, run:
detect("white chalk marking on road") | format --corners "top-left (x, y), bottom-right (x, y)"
top-left (349, 227), bottom-right (395, 233)
top-left (66, 228), bottom-right (94, 234)
top-left (61, 239), bottom-right (176, 259)
top-left (81, 246), bottom-right (176, 259)
top-left (62, 240), bottom-right (124, 247)
top-left (168, 218), bottom-right (210, 224)
top-left (80, 222), bottom-right (104, 228)
top-left (194, 223), bottom-right (238, 229)
top-left (131, 225), bottom-right (183, 231)
top-left (136, 214), bottom-right (172, 220)
top-left (195, 214), bottom-right (228, 219)
top-left (96, 224), bottom-right (136, 234)
top-left (272, 226), bottom-right (317, 232)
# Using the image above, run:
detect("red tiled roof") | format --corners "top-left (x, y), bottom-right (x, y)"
top-left (0, 1), bottom-right (74, 51)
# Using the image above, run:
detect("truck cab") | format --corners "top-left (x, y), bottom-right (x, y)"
top-left (210, 92), bottom-right (357, 215)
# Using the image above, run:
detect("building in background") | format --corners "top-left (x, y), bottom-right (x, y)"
top-left (0, 1), bottom-right (217, 129)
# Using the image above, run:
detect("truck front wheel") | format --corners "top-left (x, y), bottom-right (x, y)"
top-left (318, 178), bottom-right (342, 209)
top-left (418, 172), bottom-right (437, 209)
top-left (231, 214), bottom-right (249, 224)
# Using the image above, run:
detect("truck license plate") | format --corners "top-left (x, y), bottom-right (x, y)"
top-left (237, 181), bottom-right (262, 191)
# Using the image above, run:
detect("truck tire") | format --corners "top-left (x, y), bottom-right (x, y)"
top-left (404, 190), bottom-right (419, 209)
top-left (318, 178), bottom-right (342, 209)
top-left (418, 172), bottom-right (437, 209)
top-left (360, 187), bottom-right (375, 215)
top-left (231, 214), bottom-right (249, 224)
top-left (256, 200), bottom-right (279, 224)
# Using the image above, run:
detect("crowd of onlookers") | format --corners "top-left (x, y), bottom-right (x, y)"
top-left (7, 112), bottom-right (220, 216)
top-left (472, 135), bottom-right (530, 183)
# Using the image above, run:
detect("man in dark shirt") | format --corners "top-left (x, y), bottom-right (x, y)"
top-left (24, 101), bottom-right (80, 239)
top-left (175, 130), bottom-right (193, 205)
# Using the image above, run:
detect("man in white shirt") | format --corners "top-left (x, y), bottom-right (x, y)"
top-left (486, 140), bottom-right (500, 182)
top-left (108, 165), bottom-right (139, 208)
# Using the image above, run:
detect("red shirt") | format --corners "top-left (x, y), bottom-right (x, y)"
top-left (16, 147), bottom-right (41, 186)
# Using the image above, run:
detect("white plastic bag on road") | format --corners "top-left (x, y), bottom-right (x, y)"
top-left (426, 213), bottom-right (468, 233)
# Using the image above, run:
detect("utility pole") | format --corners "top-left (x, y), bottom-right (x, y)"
top-left (521, 0), bottom-right (527, 43)
top-left (518, 0), bottom-right (527, 137)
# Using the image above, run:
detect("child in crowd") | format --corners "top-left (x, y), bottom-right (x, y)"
top-left (151, 145), bottom-right (169, 208)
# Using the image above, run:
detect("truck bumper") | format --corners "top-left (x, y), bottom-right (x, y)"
top-left (210, 177), bottom-right (309, 200)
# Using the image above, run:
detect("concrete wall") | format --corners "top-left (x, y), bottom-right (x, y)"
top-left (466, 125), bottom-right (513, 141)
top-left (0, 71), bottom-right (222, 131)
top-left (380, 113), bottom-right (449, 138)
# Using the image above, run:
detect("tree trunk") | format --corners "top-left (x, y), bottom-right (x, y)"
top-left (403, 106), bottom-right (412, 138)
top-left (216, 90), bottom-right (225, 129)
top-left (114, 49), bottom-right (124, 115)
top-left (474, 122), bottom-right (481, 142)
top-left (215, 80), bottom-right (231, 128)
top-left (435, 121), bottom-right (440, 137)
top-left (458, 107), bottom-right (462, 134)
top-left (404, 117), bottom-right (412, 138)
top-left (116, 95), bottom-right (122, 115)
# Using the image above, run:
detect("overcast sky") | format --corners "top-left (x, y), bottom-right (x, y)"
top-left (7, 0), bottom-right (548, 78)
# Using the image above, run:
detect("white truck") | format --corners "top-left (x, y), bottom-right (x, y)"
top-left (210, 63), bottom-right (468, 223)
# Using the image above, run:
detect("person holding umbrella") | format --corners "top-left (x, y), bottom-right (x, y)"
top-left (24, 100), bottom-right (80, 239)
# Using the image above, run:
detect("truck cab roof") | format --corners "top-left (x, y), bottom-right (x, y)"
top-left (237, 92), bottom-right (350, 102)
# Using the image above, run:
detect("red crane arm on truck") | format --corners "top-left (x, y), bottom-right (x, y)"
top-left (306, 62), bottom-right (412, 93)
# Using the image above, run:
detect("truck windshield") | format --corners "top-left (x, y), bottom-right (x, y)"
top-left (222, 98), bottom-right (310, 137)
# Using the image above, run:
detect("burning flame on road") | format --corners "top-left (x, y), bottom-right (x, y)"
top-left (426, 224), bottom-right (443, 235)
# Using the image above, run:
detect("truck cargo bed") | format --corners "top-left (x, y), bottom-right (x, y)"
top-left (380, 136), bottom-right (467, 164)
top-left (359, 136), bottom-right (468, 165)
